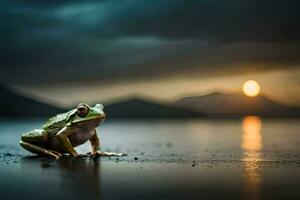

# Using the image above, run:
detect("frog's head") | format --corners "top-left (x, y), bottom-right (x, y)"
top-left (70, 103), bottom-right (106, 125)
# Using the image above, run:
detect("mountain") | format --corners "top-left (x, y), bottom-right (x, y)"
top-left (174, 92), bottom-right (300, 117)
top-left (104, 98), bottom-right (204, 119)
top-left (0, 84), bottom-right (64, 116)
top-left (2, 83), bottom-right (298, 118)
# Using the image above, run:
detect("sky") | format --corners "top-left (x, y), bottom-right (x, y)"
top-left (1, 0), bottom-right (299, 107)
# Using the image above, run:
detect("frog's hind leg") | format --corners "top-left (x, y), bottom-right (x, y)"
top-left (19, 141), bottom-right (61, 159)
top-left (20, 129), bottom-right (62, 159)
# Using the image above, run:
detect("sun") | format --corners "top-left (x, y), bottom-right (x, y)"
top-left (242, 80), bottom-right (261, 97)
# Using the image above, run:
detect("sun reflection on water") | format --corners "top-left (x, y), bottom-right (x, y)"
top-left (242, 116), bottom-right (262, 153)
top-left (242, 116), bottom-right (263, 200)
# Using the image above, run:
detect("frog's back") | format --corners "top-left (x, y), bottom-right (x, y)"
top-left (43, 109), bottom-right (75, 136)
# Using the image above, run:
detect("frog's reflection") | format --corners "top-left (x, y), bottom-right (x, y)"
top-left (21, 157), bottom-right (102, 200)
top-left (241, 116), bottom-right (262, 200)
top-left (57, 158), bottom-right (101, 199)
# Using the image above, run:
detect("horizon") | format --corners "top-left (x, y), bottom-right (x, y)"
top-left (4, 83), bottom-right (300, 110)
top-left (7, 68), bottom-right (300, 108)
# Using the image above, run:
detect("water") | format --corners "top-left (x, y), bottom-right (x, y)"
top-left (0, 117), bottom-right (299, 200)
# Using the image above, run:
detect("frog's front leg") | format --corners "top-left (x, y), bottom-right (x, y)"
top-left (56, 126), bottom-right (80, 157)
top-left (89, 130), bottom-right (127, 157)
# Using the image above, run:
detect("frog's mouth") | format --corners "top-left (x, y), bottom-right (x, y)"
top-left (74, 117), bottom-right (104, 127)
top-left (73, 115), bottom-right (105, 125)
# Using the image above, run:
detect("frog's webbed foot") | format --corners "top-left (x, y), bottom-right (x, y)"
top-left (88, 151), bottom-right (127, 158)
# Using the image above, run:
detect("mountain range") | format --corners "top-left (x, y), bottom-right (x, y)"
top-left (103, 98), bottom-right (203, 118)
top-left (0, 84), bottom-right (64, 116)
top-left (174, 92), bottom-right (300, 117)
top-left (1, 84), bottom-right (299, 118)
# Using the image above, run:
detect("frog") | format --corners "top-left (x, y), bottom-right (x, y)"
top-left (19, 103), bottom-right (126, 159)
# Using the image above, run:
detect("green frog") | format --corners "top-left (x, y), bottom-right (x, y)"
top-left (20, 103), bottom-right (126, 159)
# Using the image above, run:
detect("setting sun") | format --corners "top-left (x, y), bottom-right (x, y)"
top-left (242, 80), bottom-right (261, 97)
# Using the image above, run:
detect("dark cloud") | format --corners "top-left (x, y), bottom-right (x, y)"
top-left (0, 0), bottom-right (299, 84)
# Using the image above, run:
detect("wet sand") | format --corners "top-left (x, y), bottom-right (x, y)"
top-left (0, 117), bottom-right (299, 200)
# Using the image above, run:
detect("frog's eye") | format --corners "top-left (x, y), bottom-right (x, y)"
top-left (77, 103), bottom-right (89, 117)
